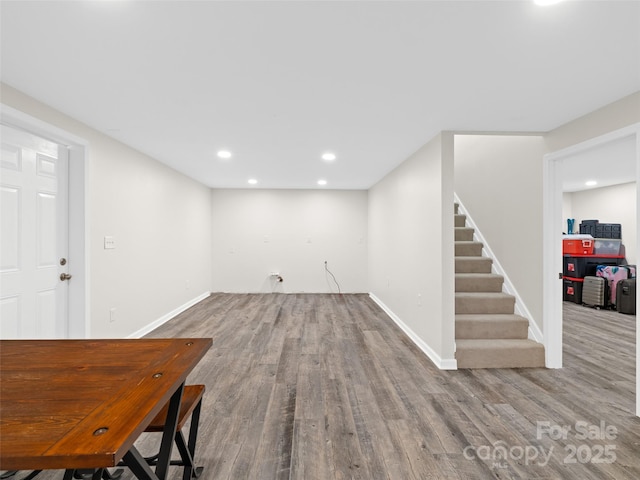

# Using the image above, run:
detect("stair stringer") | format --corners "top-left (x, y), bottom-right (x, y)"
top-left (454, 193), bottom-right (543, 344)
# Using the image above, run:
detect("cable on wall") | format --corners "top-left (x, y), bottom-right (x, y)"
top-left (324, 260), bottom-right (341, 294)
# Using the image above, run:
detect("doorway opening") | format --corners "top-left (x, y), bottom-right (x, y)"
top-left (543, 122), bottom-right (640, 415)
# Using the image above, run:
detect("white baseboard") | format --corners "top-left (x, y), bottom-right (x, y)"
top-left (127, 291), bottom-right (211, 339)
top-left (369, 293), bottom-right (458, 370)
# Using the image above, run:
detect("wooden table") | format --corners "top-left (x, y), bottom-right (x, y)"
top-left (0, 338), bottom-right (212, 479)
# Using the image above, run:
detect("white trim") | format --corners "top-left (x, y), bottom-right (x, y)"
top-left (127, 291), bottom-right (211, 339)
top-left (1, 104), bottom-right (91, 338)
top-left (542, 152), bottom-right (564, 368)
top-left (369, 292), bottom-right (458, 370)
top-left (636, 130), bottom-right (640, 418)
top-left (546, 123), bottom-right (640, 160)
top-left (0, 105), bottom-right (88, 147)
top-left (454, 193), bottom-right (544, 344)
top-left (542, 122), bottom-right (640, 413)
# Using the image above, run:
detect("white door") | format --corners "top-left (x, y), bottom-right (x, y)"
top-left (1, 124), bottom-right (70, 339)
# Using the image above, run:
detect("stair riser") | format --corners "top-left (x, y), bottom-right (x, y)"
top-left (452, 204), bottom-right (545, 369)
top-left (455, 258), bottom-right (492, 273)
top-left (455, 228), bottom-right (474, 241)
top-left (455, 243), bottom-right (483, 257)
top-left (456, 297), bottom-right (515, 314)
top-left (456, 346), bottom-right (545, 369)
top-left (455, 277), bottom-right (503, 292)
top-left (456, 321), bottom-right (528, 339)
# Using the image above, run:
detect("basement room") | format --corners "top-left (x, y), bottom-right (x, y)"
top-left (1, 1), bottom-right (639, 479)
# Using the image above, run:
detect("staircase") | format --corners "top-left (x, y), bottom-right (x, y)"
top-left (454, 204), bottom-right (545, 368)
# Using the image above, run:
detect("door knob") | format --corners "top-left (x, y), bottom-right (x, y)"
top-left (60, 273), bottom-right (72, 281)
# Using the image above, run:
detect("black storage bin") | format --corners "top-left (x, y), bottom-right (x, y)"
top-left (612, 225), bottom-right (622, 238)
top-left (579, 224), bottom-right (594, 236)
top-left (579, 220), bottom-right (599, 237)
top-left (579, 221), bottom-right (621, 239)
top-left (563, 255), bottom-right (622, 278)
top-left (595, 223), bottom-right (622, 239)
top-left (563, 277), bottom-right (583, 304)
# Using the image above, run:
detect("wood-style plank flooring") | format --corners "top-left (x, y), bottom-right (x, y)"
top-left (8, 294), bottom-right (640, 479)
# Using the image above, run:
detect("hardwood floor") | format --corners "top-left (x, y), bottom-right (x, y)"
top-left (10, 294), bottom-right (640, 480)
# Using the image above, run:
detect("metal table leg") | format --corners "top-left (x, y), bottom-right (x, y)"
top-left (154, 383), bottom-right (184, 480)
top-left (122, 447), bottom-right (159, 480)
top-left (121, 383), bottom-right (185, 480)
top-left (179, 395), bottom-right (203, 480)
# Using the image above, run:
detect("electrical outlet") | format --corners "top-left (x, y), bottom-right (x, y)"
top-left (104, 236), bottom-right (115, 249)
top-left (109, 307), bottom-right (116, 323)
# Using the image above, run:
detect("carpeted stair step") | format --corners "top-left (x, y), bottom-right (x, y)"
top-left (455, 256), bottom-right (493, 273)
top-left (456, 314), bottom-right (529, 339)
top-left (456, 339), bottom-right (545, 368)
top-left (455, 273), bottom-right (504, 292)
top-left (452, 202), bottom-right (545, 369)
top-left (455, 241), bottom-right (483, 257)
top-left (455, 227), bottom-right (474, 241)
top-left (455, 292), bottom-right (515, 314)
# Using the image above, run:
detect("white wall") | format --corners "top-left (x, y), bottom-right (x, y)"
top-left (562, 193), bottom-right (573, 233)
top-left (1, 83), bottom-right (213, 338)
top-left (211, 189), bottom-right (368, 293)
top-left (567, 182), bottom-right (637, 265)
top-left (454, 134), bottom-right (547, 333)
top-left (90, 143), bottom-right (212, 338)
top-left (368, 133), bottom-right (455, 368)
top-left (545, 92), bottom-right (640, 153)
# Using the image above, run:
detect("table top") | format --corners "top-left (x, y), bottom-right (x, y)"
top-left (0, 338), bottom-right (212, 471)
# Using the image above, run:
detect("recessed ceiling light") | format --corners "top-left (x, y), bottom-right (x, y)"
top-left (585, 180), bottom-right (597, 186)
top-left (317, 179), bottom-right (327, 186)
top-left (321, 152), bottom-right (336, 162)
top-left (248, 178), bottom-right (258, 185)
top-left (217, 150), bottom-right (232, 159)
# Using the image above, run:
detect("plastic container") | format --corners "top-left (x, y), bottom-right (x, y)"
top-left (594, 239), bottom-right (622, 255)
top-left (579, 220), bottom-right (599, 237)
top-left (563, 255), bottom-right (623, 278)
top-left (595, 224), bottom-right (622, 239)
top-left (563, 234), bottom-right (594, 255)
top-left (563, 276), bottom-right (583, 304)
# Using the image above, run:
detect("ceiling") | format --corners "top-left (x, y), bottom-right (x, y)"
top-left (561, 135), bottom-right (637, 193)
top-left (1, 0), bottom-right (639, 190)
